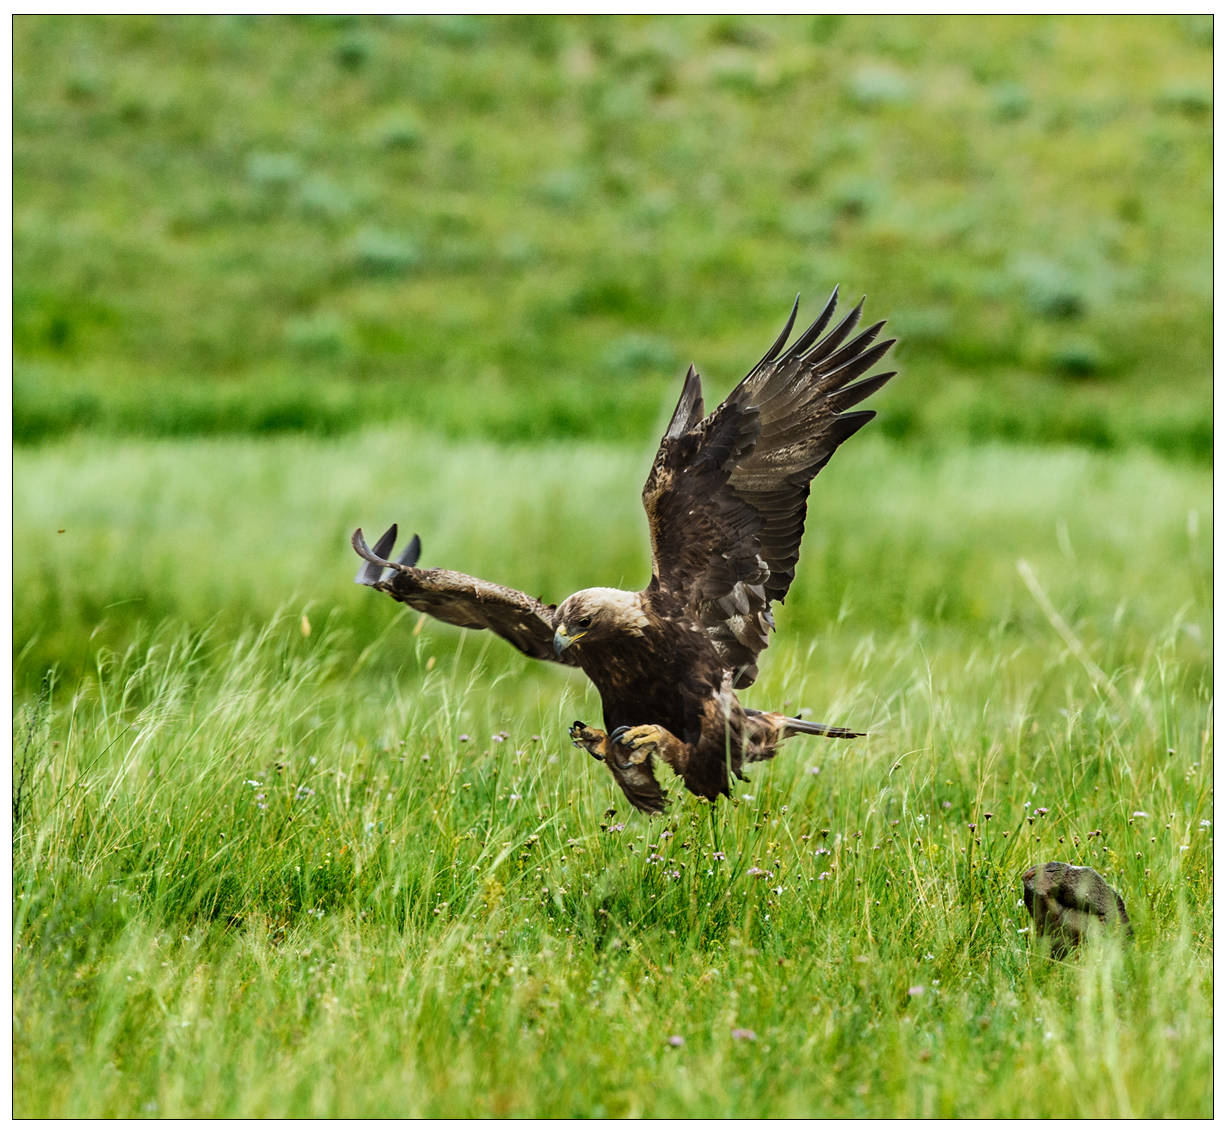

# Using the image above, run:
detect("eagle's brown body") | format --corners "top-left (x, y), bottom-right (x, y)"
top-left (353, 290), bottom-right (896, 813)
top-left (555, 585), bottom-right (855, 812)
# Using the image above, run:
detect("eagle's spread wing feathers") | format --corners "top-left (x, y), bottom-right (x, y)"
top-left (352, 526), bottom-right (579, 667)
top-left (642, 290), bottom-right (896, 686)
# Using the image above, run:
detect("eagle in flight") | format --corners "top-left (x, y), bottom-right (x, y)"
top-left (353, 289), bottom-right (895, 814)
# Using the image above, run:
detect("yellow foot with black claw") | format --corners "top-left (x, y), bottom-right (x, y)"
top-left (609, 723), bottom-right (670, 768)
top-left (569, 721), bottom-right (611, 762)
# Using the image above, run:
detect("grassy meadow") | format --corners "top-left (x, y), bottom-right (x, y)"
top-left (12, 14), bottom-right (1212, 1120)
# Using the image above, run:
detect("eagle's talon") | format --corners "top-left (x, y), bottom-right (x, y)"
top-left (616, 724), bottom-right (666, 753)
top-left (568, 721), bottom-right (608, 762)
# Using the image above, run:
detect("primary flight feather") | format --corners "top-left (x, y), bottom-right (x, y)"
top-left (352, 289), bottom-right (895, 813)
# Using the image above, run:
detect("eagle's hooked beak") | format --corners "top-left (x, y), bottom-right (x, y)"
top-left (553, 626), bottom-right (582, 657)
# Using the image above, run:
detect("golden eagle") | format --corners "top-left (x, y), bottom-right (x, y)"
top-left (353, 290), bottom-right (895, 813)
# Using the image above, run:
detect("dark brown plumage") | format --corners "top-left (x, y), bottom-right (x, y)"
top-left (1022, 861), bottom-right (1133, 958)
top-left (352, 290), bottom-right (895, 813)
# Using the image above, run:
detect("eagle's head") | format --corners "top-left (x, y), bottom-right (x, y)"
top-left (553, 588), bottom-right (648, 657)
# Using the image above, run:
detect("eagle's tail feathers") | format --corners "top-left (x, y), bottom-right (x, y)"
top-left (780, 715), bottom-right (865, 740)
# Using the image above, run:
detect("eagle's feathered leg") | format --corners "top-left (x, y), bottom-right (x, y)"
top-left (611, 723), bottom-right (719, 797)
top-left (569, 721), bottom-right (670, 815)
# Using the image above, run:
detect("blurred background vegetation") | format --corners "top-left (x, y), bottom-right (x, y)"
top-left (12, 13), bottom-right (1212, 692)
top-left (14, 13), bottom-right (1211, 454)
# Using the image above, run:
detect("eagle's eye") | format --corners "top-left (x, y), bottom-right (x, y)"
top-left (576, 616), bottom-right (593, 629)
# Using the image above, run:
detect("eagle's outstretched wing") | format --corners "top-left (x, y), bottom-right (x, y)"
top-left (352, 525), bottom-right (579, 667)
top-left (642, 289), bottom-right (896, 687)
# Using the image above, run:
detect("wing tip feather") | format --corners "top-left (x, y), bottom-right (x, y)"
top-left (398, 533), bottom-right (422, 568)
top-left (664, 365), bottom-right (705, 439)
top-left (352, 523), bottom-right (419, 585)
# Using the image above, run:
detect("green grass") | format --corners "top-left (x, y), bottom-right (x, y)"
top-left (13, 14), bottom-right (1212, 457)
top-left (13, 431), bottom-right (1212, 1118)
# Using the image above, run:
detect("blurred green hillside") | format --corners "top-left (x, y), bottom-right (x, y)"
top-left (13, 14), bottom-right (1212, 457)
